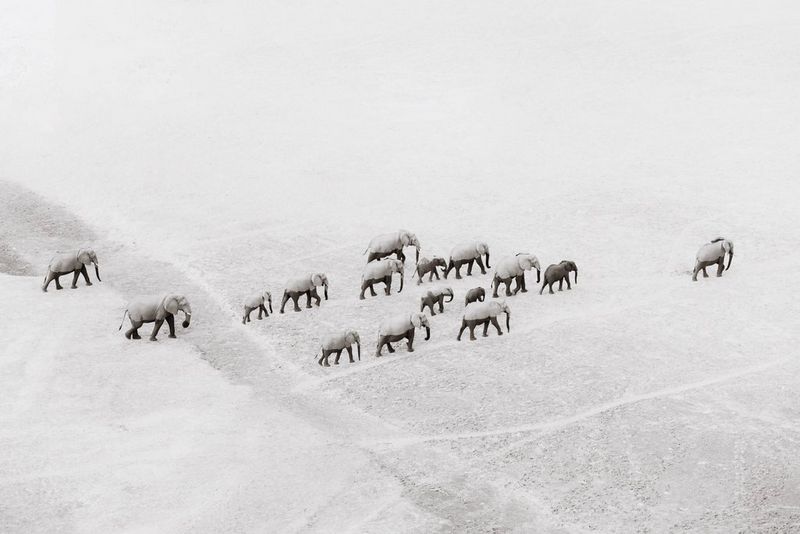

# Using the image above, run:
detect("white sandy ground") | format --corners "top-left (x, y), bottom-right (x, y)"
top-left (2, 0), bottom-right (800, 531)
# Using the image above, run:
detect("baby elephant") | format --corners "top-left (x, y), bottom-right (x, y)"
top-left (318, 329), bottom-right (361, 366)
top-left (42, 248), bottom-right (101, 292)
top-left (464, 287), bottom-right (486, 306)
top-left (119, 294), bottom-right (192, 341)
top-left (540, 260), bottom-right (578, 295)
top-left (413, 256), bottom-right (447, 284)
top-left (420, 287), bottom-right (454, 316)
top-left (376, 312), bottom-right (431, 356)
top-left (693, 237), bottom-right (733, 281)
top-left (242, 291), bottom-right (272, 324)
top-left (458, 300), bottom-right (511, 341)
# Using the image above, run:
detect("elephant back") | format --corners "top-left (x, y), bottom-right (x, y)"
top-left (244, 294), bottom-right (263, 308)
top-left (48, 251), bottom-right (77, 272)
top-left (363, 261), bottom-right (390, 280)
top-left (285, 276), bottom-right (313, 292)
top-left (495, 256), bottom-right (521, 279)
top-left (378, 314), bottom-right (412, 336)
top-left (450, 242), bottom-right (479, 261)
top-left (696, 242), bottom-right (725, 262)
top-left (464, 301), bottom-right (491, 321)
top-left (368, 232), bottom-right (401, 253)
top-left (321, 332), bottom-right (347, 350)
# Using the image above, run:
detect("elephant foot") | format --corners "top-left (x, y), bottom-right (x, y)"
top-left (86, 282), bottom-right (93, 286)
top-left (324, 362), bottom-right (330, 367)
top-left (125, 332), bottom-right (132, 339)
top-left (294, 307), bottom-right (301, 312)
top-left (407, 347), bottom-right (414, 352)
top-left (482, 333), bottom-right (488, 337)
top-left (149, 337), bottom-right (158, 341)
top-left (70, 285), bottom-right (77, 289)
top-left (359, 295), bottom-right (365, 300)
top-left (306, 304), bottom-right (312, 309)
top-left (520, 288), bottom-right (528, 293)
top-left (469, 336), bottom-right (476, 341)
top-left (41, 287), bottom-right (47, 292)
top-left (349, 359), bottom-right (355, 363)
top-left (133, 334), bottom-right (141, 340)
top-left (497, 331), bottom-right (503, 336)
top-left (558, 288), bottom-right (563, 291)
top-left (56, 286), bottom-right (63, 290)
top-left (333, 361), bottom-right (339, 365)
top-left (375, 353), bottom-right (382, 358)
top-left (169, 334), bottom-right (176, 339)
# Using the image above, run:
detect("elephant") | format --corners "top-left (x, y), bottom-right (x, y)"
top-left (360, 259), bottom-right (404, 299)
top-left (693, 238), bottom-right (734, 281)
top-left (317, 329), bottom-right (361, 366)
top-left (457, 300), bottom-right (511, 341)
top-left (419, 286), bottom-right (454, 316)
top-left (540, 260), bottom-right (578, 294)
top-left (444, 241), bottom-right (490, 279)
top-left (464, 287), bottom-right (486, 306)
top-left (242, 290), bottom-right (272, 324)
top-left (491, 253), bottom-right (541, 297)
top-left (281, 273), bottom-right (329, 313)
top-left (364, 230), bottom-right (421, 263)
top-left (376, 312), bottom-right (430, 356)
top-left (42, 248), bottom-right (101, 292)
top-left (119, 294), bottom-right (192, 341)
top-left (413, 256), bottom-right (446, 284)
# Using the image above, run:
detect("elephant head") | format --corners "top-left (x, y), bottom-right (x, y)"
top-left (345, 330), bottom-right (361, 360)
top-left (263, 291), bottom-right (273, 313)
top-left (489, 300), bottom-right (511, 332)
top-left (516, 253), bottom-right (541, 283)
top-left (399, 230), bottom-right (421, 263)
top-left (159, 294), bottom-right (192, 328)
top-left (712, 238), bottom-right (734, 270)
top-left (77, 248), bottom-right (101, 282)
top-left (410, 313), bottom-right (431, 340)
top-left (312, 273), bottom-right (329, 300)
top-left (441, 287), bottom-right (454, 302)
top-left (560, 260), bottom-right (578, 284)
top-left (476, 241), bottom-right (490, 268)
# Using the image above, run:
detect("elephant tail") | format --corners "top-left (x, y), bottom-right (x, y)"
top-left (118, 309), bottom-right (129, 330)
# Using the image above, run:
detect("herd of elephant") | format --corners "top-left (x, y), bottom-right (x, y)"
top-left (40, 232), bottom-right (735, 367)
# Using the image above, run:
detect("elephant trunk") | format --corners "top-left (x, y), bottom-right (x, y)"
top-left (726, 251), bottom-right (734, 271)
top-left (94, 262), bottom-right (101, 282)
top-left (536, 268), bottom-right (541, 284)
top-left (506, 312), bottom-right (511, 333)
top-left (415, 246), bottom-right (420, 264)
top-left (398, 273), bottom-right (404, 293)
top-left (182, 313), bottom-right (191, 328)
top-left (269, 301), bottom-right (273, 313)
top-left (485, 252), bottom-right (491, 269)
top-left (356, 342), bottom-right (361, 361)
top-left (324, 283), bottom-right (329, 300)
top-left (573, 268), bottom-right (578, 284)
top-left (445, 292), bottom-right (454, 303)
top-left (424, 326), bottom-right (430, 341)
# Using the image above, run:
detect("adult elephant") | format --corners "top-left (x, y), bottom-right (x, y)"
top-left (281, 273), bottom-right (329, 313)
top-left (364, 229), bottom-right (421, 263)
top-left (458, 300), bottom-right (511, 341)
top-left (242, 290), bottom-right (272, 324)
top-left (42, 248), bottom-right (101, 292)
top-left (444, 241), bottom-right (490, 279)
top-left (540, 260), bottom-right (578, 294)
top-left (693, 238), bottom-right (734, 281)
top-left (360, 259), bottom-right (404, 299)
top-left (119, 294), bottom-right (192, 341)
top-left (317, 329), bottom-right (361, 366)
top-left (491, 253), bottom-right (541, 297)
top-left (376, 312), bottom-right (430, 356)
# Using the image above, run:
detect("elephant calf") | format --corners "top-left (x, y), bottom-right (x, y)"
top-left (119, 294), bottom-right (192, 341)
top-left (464, 287), bottom-right (486, 306)
top-left (281, 273), bottom-right (329, 313)
top-left (318, 329), bottom-right (361, 366)
top-left (419, 287), bottom-right (454, 316)
top-left (693, 238), bottom-right (733, 281)
top-left (242, 291), bottom-right (272, 324)
top-left (458, 300), bottom-right (511, 341)
top-left (360, 259), bottom-right (404, 299)
top-left (540, 260), bottom-right (578, 295)
top-left (376, 312), bottom-right (430, 356)
top-left (413, 256), bottom-right (446, 284)
top-left (42, 248), bottom-right (101, 292)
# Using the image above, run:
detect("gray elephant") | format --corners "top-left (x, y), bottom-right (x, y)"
top-left (42, 248), bottom-right (101, 292)
top-left (364, 230), bottom-right (421, 263)
top-left (317, 329), bottom-right (361, 366)
top-left (119, 294), bottom-right (192, 341)
top-left (360, 259), bottom-right (404, 299)
top-left (376, 312), bottom-right (431, 356)
top-left (540, 260), bottom-right (578, 294)
top-left (413, 256), bottom-right (446, 284)
top-left (419, 286), bottom-right (454, 316)
top-left (444, 241), bottom-right (490, 279)
top-left (242, 290), bottom-right (272, 324)
top-left (281, 273), bottom-right (329, 313)
top-left (464, 287), bottom-right (485, 306)
top-left (693, 238), bottom-right (734, 281)
top-left (457, 300), bottom-right (511, 341)
top-left (491, 253), bottom-right (541, 297)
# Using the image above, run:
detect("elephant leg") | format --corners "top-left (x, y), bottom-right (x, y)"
top-left (165, 313), bottom-right (177, 338)
top-left (444, 261), bottom-right (453, 279)
top-left (438, 297), bottom-right (444, 313)
top-left (257, 306), bottom-right (263, 319)
top-left (71, 269), bottom-right (80, 289)
top-left (490, 316), bottom-right (503, 336)
top-left (540, 281), bottom-right (546, 295)
top-left (334, 349), bottom-right (342, 365)
top-left (549, 282), bottom-right (554, 294)
top-left (280, 293), bottom-right (289, 313)
top-left (406, 329), bottom-right (415, 352)
top-left (384, 276), bottom-right (392, 295)
top-left (468, 322), bottom-right (477, 341)
top-left (242, 307), bottom-right (251, 324)
top-left (716, 258), bottom-right (724, 277)
top-left (305, 291), bottom-right (313, 308)
top-left (291, 293), bottom-right (301, 312)
top-left (317, 352), bottom-right (326, 366)
top-left (428, 302), bottom-right (436, 316)
top-left (467, 259), bottom-right (475, 276)
top-left (386, 342), bottom-right (395, 353)
top-left (369, 282), bottom-right (377, 297)
top-left (457, 319), bottom-right (467, 341)
top-left (566, 277), bottom-right (572, 290)
top-left (346, 346), bottom-right (354, 363)
top-left (558, 279), bottom-right (563, 291)
top-left (702, 265), bottom-right (709, 278)
top-left (492, 278), bottom-right (500, 298)
top-left (475, 256), bottom-right (486, 275)
top-left (125, 320), bottom-right (143, 340)
top-left (262, 304), bottom-right (269, 318)
top-left (323, 351), bottom-right (331, 367)
top-left (433, 269), bottom-right (440, 280)
top-left (42, 271), bottom-right (56, 291)
top-left (80, 265), bottom-right (92, 286)
top-left (312, 290), bottom-right (321, 306)
top-left (376, 337), bottom-right (386, 357)
top-left (518, 275), bottom-right (527, 293)
top-left (150, 319), bottom-right (164, 341)
top-left (504, 279), bottom-right (513, 296)
top-left (482, 320), bottom-right (490, 337)
top-left (53, 273), bottom-right (64, 290)
top-left (454, 262), bottom-right (463, 279)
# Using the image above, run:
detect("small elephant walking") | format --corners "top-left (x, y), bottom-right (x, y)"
top-left (281, 273), bottom-right (329, 313)
top-left (360, 259), bottom-right (404, 299)
top-left (420, 287), bottom-right (454, 316)
top-left (364, 230), bottom-right (421, 263)
top-left (376, 312), bottom-right (431, 357)
top-left (317, 330), bottom-right (361, 366)
top-left (693, 238), bottom-right (734, 281)
top-left (464, 287), bottom-right (486, 306)
top-left (413, 256), bottom-right (446, 284)
top-left (119, 294), bottom-right (192, 341)
top-left (491, 253), bottom-right (540, 297)
top-left (458, 300), bottom-right (511, 341)
top-left (540, 260), bottom-right (578, 295)
top-left (242, 291), bottom-right (272, 324)
top-left (42, 248), bottom-right (101, 292)
top-left (444, 241), bottom-right (490, 279)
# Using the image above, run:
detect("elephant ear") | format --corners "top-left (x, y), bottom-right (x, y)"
top-left (345, 331), bottom-right (356, 344)
top-left (164, 295), bottom-right (179, 314)
top-left (411, 314), bottom-right (422, 328)
top-left (311, 273), bottom-right (322, 286)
